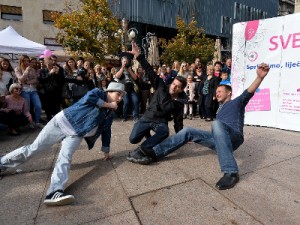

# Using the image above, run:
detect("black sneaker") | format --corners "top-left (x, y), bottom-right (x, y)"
top-left (127, 148), bottom-right (153, 165)
top-left (44, 190), bottom-right (75, 206)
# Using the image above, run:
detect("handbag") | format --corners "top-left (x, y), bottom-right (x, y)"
top-left (71, 83), bottom-right (89, 98)
top-left (129, 76), bottom-right (140, 94)
top-left (61, 83), bottom-right (71, 98)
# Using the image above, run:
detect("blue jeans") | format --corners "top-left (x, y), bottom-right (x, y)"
top-left (22, 91), bottom-right (42, 123)
top-left (129, 117), bottom-right (169, 149)
top-left (123, 91), bottom-right (139, 119)
top-left (0, 117), bottom-right (82, 195)
top-left (153, 120), bottom-right (243, 173)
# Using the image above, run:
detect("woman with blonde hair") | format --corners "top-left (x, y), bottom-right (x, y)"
top-left (177, 62), bottom-right (189, 78)
top-left (15, 55), bottom-right (43, 127)
top-left (172, 60), bottom-right (180, 73)
top-left (199, 64), bottom-right (218, 121)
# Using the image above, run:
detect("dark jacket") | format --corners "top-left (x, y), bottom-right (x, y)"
top-left (198, 76), bottom-right (218, 107)
top-left (136, 54), bottom-right (186, 133)
top-left (39, 68), bottom-right (64, 97)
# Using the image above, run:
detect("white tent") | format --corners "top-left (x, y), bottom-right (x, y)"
top-left (0, 26), bottom-right (46, 55)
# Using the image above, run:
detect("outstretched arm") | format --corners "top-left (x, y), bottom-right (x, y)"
top-left (128, 41), bottom-right (140, 58)
top-left (128, 41), bottom-right (164, 90)
top-left (247, 63), bottom-right (270, 94)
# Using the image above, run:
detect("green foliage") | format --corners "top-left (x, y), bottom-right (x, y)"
top-left (53, 0), bottom-right (121, 62)
top-left (159, 17), bottom-right (215, 65)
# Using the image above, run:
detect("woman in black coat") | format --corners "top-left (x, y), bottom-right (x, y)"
top-left (199, 65), bottom-right (218, 121)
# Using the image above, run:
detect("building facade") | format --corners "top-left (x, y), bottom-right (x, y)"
top-left (0, 0), bottom-right (72, 51)
top-left (296, 0), bottom-right (300, 12)
top-left (109, 0), bottom-right (279, 51)
top-left (0, 0), bottom-right (279, 53)
top-left (278, 0), bottom-right (295, 15)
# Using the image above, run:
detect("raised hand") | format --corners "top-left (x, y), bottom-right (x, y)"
top-left (257, 63), bottom-right (270, 79)
top-left (128, 41), bottom-right (140, 58)
top-left (248, 62), bottom-right (270, 93)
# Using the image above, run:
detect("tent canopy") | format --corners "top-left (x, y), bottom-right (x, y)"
top-left (0, 26), bottom-right (46, 55)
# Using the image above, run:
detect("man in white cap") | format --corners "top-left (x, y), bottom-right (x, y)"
top-left (0, 82), bottom-right (126, 206)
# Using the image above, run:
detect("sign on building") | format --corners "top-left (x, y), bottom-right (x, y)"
top-left (232, 13), bottom-right (300, 132)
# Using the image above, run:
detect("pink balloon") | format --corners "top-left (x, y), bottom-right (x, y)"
top-left (43, 49), bottom-right (52, 57)
top-left (244, 20), bottom-right (259, 41)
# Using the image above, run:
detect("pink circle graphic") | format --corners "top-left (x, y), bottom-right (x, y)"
top-left (248, 51), bottom-right (258, 62)
top-left (244, 20), bottom-right (259, 41)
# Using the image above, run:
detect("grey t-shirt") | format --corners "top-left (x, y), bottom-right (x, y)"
top-left (216, 90), bottom-right (254, 134)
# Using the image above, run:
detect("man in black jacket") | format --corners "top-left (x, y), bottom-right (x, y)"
top-left (39, 57), bottom-right (65, 121)
top-left (127, 42), bottom-right (187, 164)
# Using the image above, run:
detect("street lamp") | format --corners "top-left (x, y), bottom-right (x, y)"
top-left (121, 18), bottom-right (128, 51)
top-left (127, 27), bottom-right (139, 42)
top-left (120, 18), bottom-right (139, 49)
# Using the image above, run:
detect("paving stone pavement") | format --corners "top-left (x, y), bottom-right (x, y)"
top-left (0, 117), bottom-right (300, 225)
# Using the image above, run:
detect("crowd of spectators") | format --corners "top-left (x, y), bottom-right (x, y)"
top-left (0, 53), bottom-right (232, 136)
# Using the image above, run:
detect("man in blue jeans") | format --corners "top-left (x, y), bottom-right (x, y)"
top-left (126, 42), bottom-right (187, 160)
top-left (127, 63), bottom-right (270, 190)
top-left (0, 82), bottom-right (126, 206)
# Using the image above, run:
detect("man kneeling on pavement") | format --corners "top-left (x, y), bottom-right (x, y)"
top-left (127, 62), bottom-right (270, 190)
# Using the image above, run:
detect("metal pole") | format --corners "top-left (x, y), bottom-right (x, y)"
top-left (121, 18), bottom-right (128, 51)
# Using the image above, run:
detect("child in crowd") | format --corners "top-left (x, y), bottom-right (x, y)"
top-left (184, 74), bottom-right (197, 120)
top-left (219, 70), bottom-right (231, 85)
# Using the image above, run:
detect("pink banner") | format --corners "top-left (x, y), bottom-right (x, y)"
top-left (246, 88), bottom-right (271, 112)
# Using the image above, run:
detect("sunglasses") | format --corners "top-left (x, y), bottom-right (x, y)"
top-left (14, 88), bottom-right (22, 91)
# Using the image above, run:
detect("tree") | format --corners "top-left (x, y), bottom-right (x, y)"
top-left (159, 17), bottom-right (215, 65)
top-left (53, 0), bottom-right (121, 62)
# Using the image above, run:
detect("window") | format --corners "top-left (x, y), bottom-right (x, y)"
top-left (246, 6), bottom-right (251, 21)
top-left (0, 5), bottom-right (22, 21)
top-left (255, 9), bottom-right (260, 20)
top-left (43, 10), bottom-right (60, 24)
top-left (234, 2), bottom-right (242, 21)
top-left (44, 38), bottom-right (62, 51)
top-left (250, 8), bottom-right (256, 20)
top-left (262, 11), bottom-right (267, 19)
top-left (220, 16), bottom-right (232, 35)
